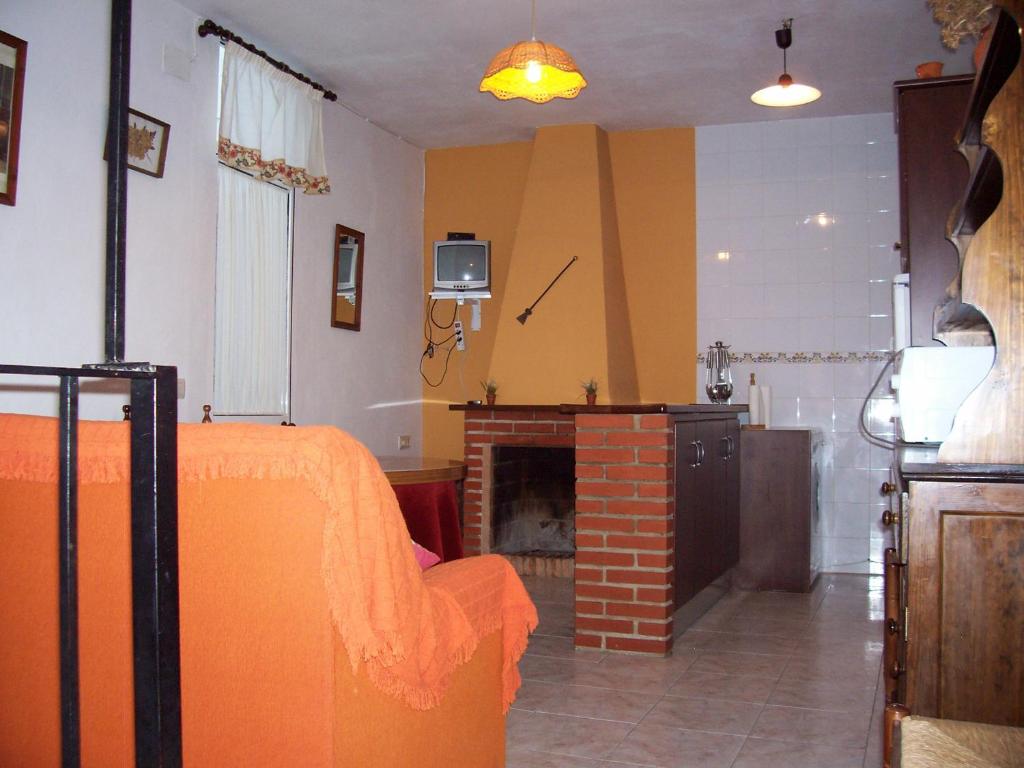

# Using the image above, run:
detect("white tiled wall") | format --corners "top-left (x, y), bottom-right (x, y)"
top-left (696, 114), bottom-right (900, 575)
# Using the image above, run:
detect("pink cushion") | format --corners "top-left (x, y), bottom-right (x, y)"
top-left (412, 540), bottom-right (441, 570)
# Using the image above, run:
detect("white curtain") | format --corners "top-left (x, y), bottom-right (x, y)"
top-left (218, 41), bottom-right (330, 194)
top-left (214, 165), bottom-right (292, 416)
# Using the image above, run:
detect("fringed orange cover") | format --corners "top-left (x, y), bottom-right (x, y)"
top-left (0, 413), bottom-right (537, 712)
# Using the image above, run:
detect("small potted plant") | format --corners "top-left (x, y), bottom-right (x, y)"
top-left (581, 378), bottom-right (598, 406)
top-left (481, 379), bottom-right (498, 406)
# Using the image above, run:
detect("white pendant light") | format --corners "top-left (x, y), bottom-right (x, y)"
top-left (751, 18), bottom-right (821, 108)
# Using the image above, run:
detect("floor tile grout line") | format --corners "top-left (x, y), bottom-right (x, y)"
top-left (514, 708), bottom-right (654, 727)
top-left (861, 649), bottom-right (886, 767)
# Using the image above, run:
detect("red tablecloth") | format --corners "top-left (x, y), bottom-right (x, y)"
top-left (392, 480), bottom-right (464, 562)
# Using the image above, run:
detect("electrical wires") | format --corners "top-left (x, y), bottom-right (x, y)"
top-left (420, 299), bottom-right (460, 387)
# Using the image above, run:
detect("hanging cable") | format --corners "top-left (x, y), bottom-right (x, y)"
top-left (430, 299), bottom-right (458, 330)
top-left (859, 355), bottom-right (898, 449)
top-left (420, 299), bottom-right (461, 387)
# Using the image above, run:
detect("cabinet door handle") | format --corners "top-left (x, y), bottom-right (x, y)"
top-left (727, 435), bottom-right (734, 458)
top-left (882, 509), bottom-right (895, 526)
top-left (881, 481), bottom-right (895, 496)
top-left (719, 435), bottom-right (735, 460)
top-left (696, 440), bottom-right (705, 466)
top-left (719, 435), bottom-right (729, 460)
top-left (886, 619), bottom-right (899, 635)
top-left (689, 440), bottom-right (700, 467)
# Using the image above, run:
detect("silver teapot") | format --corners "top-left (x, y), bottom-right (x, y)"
top-left (705, 341), bottom-right (733, 403)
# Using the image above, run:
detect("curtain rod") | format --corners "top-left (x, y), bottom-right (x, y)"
top-left (197, 19), bottom-right (338, 101)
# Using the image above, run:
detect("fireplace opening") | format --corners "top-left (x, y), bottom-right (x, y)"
top-left (491, 446), bottom-right (575, 556)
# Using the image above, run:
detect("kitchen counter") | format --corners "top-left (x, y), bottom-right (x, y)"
top-left (897, 445), bottom-right (1024, 483)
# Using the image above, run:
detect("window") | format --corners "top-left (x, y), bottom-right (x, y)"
top-left (213, 164), bottom-right (293, 417)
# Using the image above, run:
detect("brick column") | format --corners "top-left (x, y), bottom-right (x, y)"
top-left (574, 413), bottom-right (675, 654)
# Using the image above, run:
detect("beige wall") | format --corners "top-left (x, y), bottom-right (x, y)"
top-left (608, 128), bottom-right (697, 404)
top-left (0, 0), bottom-right (426, 458)
top-left (422, 126), bottom-right (697, 458)
top-left (488, 124), bottom-right (639, 406)
top-left (422, 141), bottom-right (534, 459)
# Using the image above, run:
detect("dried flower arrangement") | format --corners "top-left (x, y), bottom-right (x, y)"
top-left (928, 0), bottom-right (994, 48)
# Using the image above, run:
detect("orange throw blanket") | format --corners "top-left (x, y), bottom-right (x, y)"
top-left (0, 414), bottom-right (537, 712)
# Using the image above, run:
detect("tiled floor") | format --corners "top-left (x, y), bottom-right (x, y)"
top-left (508, 574), bottom-right (885, 768)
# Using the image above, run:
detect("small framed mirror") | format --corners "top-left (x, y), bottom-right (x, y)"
top-left (331, 224), bottom-right (364, 331)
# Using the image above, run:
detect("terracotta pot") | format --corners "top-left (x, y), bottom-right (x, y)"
top-left (585, 393), bottom-right (597, 406)
top-left (974, 24), bottom-right (993, 70)
top-left (486, 393), bottom-right (496, 406)
top-left (915, 61), bottom-right (944, 79)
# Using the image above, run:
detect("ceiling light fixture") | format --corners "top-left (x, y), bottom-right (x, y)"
top-left (479, 0), bottom-right (587, 104)
top-left (750, 18), bottom-right (821, 108)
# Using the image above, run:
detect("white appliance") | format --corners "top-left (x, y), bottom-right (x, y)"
top-left (892, 346), bottom-right (995, 444)
top-left (892, 273), bottom-right (910, 351)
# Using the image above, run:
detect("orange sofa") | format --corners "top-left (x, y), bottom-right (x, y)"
top-left (0, 415), bottom-right (536, 767)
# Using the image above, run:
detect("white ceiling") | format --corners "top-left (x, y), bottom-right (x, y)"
top-left (183, 0), bottom-right (975, 149)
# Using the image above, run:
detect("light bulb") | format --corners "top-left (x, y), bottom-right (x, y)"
top-left (525, 60), bottom-right (542, 83)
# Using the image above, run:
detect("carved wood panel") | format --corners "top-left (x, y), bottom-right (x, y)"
top-left (905, 481), bottom-right (1024, 725)
top-left (940, 1), bottom-right (1024, 463)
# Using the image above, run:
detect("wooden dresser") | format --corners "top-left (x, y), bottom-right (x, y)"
top-left (887, 452), bottom-right (1024, 726)
top-left (883, 2), bottom-right (1024, 750)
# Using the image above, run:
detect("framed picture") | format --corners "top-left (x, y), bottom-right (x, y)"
top-left (0, 30), bottom-right (27, 207)
top-left (126, 108), bottom-right (170, 178)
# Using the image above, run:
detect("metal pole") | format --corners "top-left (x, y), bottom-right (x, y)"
top-left (58, 376), bottom-right (81, 768)
top-left (105, 0), bottom-right (131, 363)
top-left (130, 366), bottom-right (182, 767)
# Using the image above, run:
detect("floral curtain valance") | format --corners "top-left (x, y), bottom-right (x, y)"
top-left (218, 41), bottom-right (330, 194)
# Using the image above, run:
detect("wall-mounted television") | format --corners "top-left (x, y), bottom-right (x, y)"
top-left (431, 240), bottom-right (490, 298)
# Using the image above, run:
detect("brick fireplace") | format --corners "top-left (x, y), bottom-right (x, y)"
top-left (459, 405), bottom-right (675, 655)
top-left (462, 408), bottom-right (575, 552)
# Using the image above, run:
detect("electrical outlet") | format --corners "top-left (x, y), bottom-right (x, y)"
top-left (453, 320), bottom-right (465, 351)
top-left (398, 434), bottom-right (412, 450)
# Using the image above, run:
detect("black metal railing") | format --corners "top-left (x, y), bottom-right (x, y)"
top-left (0, 363), bottom-right (182, 767)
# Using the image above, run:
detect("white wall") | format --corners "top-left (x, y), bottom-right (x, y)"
top-left (0, 0), bottom-right (424, 456)
top-left (695, 114), bottom-right (899, 575)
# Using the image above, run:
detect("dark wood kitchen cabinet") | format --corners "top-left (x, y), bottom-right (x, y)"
top-left (734, 428), bottom-right (822, 592)
top-left (894, 75), bottom-right (973, 347)
top-left (673, 414), bottom-right (740, 608)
